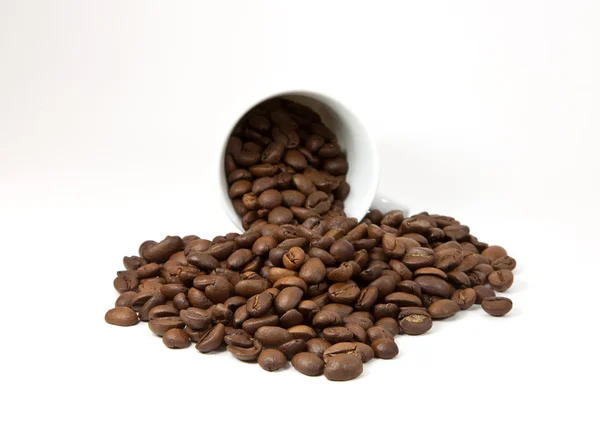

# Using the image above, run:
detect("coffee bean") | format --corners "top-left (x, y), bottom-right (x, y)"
top-left (180, 308), bottom-right (211, 330)
top-left (414, 275), bottom-right (452, 298)
top-left (322, 326), bottom-right (353, 343)
top-left (114, 291), bottom-right (137, 308)
top-left (491, 256), bottom-right (517, 271)
top-left (196, 323), bottom-right (226, 353)
top-left (373, 303), bottom-right (399, 321)
top-left (162, 328), bottom-right (190, 349)
top-left (385, 292), bottom-right (423, 307)
top-left (488, 269), bottom-right (514, 292)
top-left (474, 285), bottom-right (496, 304)
top-left (312, 310), bottom-right (343, 329)
top-left (148, 305), bottom-right (179, 320)
top-left (283, 246), bottom-right (306, 270)
top-left (482, 297), bottom-right (513, 317)
top-left (246, 292), bottom-right (273, 317)
top-left (328, 282), bottom-right (360, 304)
top-left (275, 286), bottom-right (303, 313)
top-left (481, 245), bottom-right (508, 262)
top-left (428, 299), bottom-right (460, 319)
top-left (451, 288), bottom-right (477, 310)
top-left (434, 248), bottom-right (464, 271)
top-left (113, 270), bottom-right (139, 294)
top-left (148, 316), bottom-right (185, 336)
top-left (305, 338), bottom-right (331, 358)
top-left (105, 307), bottom-right (139, 326)
top-left (228, 339), bottom-right (263, 361)
top-left (299, 258), bottom-right (327, 285)
top-left (371, 338), bottom-right (399, 359)
top-left (399, 313), bottom-right (432, 335)
top-left (292, 352), bottom-right (325, 376)
top-left (324, 354), bottom-right (363, 381)
top-left (403, 247), bottom-right (435, 269)
top-left (258, 349), bottom-right (287, 371)
top-left (375, 317), bottom-right (401, 336)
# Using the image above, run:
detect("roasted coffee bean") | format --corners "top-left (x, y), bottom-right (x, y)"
top-left (188, 288), bottom-right (213, 309)
top-left (473, 263), bottom-right (495, 277)
top-left (369, 275), bottom-right (397, 298)
top-left (148, 304), bottom-right (179, 320)
top-left (329, 239), bottom-right (355, 263)
top-left (278, 338), bottom-right (307, 360)
top-left (312, 310), bottom-right (343, 329)
top-left (375, 317), bottom-right (400, 336)
top-left (354, 287), bottom-right (378, 311)
top-left (481, 245), bottom-right (508, 262)
top-left (328, 282), bottom-right (360, 304)
top-left (299, 258), bottom-right (327, 284)
top-left (196, 323), bottom-right (226, 353)
top-left (210, 303), bottom-right (233, 324)
top-left (283, 246), bottom-right (306, 270)
top-left (292, 352), bottom-right (325, 376)
top-left (403, 247), bottom-right (435, 269)
top-left (433, 248), bottom-right (463, 271)
top-left (428, 299), bottom-right (460, 319)
top-left (180, 308), bottom-right (211, 330)
top-left (224, 329), bottom-right (254, 348)
top-left (488, 269), bottom-right (514, 292)
top-left (246, 292), bottom-right (273, 317)
top-left (115, 291), bottom-right (137, 308)
top-left (268, 206), bottom-right (294, 225)
top-left (105, 307), bottom-right (139, 326)
top-left (305, 338), bottom-right (332, 358)
top-left (143, 236), bottom-right (183, 263)
top-left (474, 285), bottom-right (496, 304)
top-left (113, 270), bottom-right (139, 294)
top-left (447, 271), bottom-right (471, 288)
top-left (275, 286), bottom-right (303, 313)
top-left (186, 252), bottom-right (219, 270)
top-left (321, 303), bottom-right (353, 317)
top-left (451, 288), bottom-right (477, 310)
top-left (235, 279), bottom-right (269, 297)
top-left (148, 316), bottom-right (185, 336)
top-left (228, 339), bottom-right (263, 361)
top-left (162, 328), bottom-right (190, 349)
top-left (385, 292), bottom-right (423, 307)
top-left (324, 354), bottom-right (363, 381)
top-left (492, 256), bottom-right (517, 271)
top-left (414, 267), bottom-right (447, 279)
top-left (399, 313), bottom-right (432, 335)
top-left (371, 338), bottom-right (399, 359)
top-left (123, 255), bottom-right (147, 271)
top-left (414, 275), bottom-right (452, 298)
top-left (367, 325), bottom-right (394, 342)
top-left (288, 325), bottom-right (317, 341)
top-left (258, 349), bottom-right (287, 371)
top-left (322, 326), bottom-right (353, 343)
top-left (397, 280), bottom-right (422, 296)
top-left (389, 260), bottom-right (413, 280)
top-left (482, 297), bottom-right (513, 316)
top-left (373, 303), bottom-right (399, 321)
top-left (242, 315), bottom-right (280, 335)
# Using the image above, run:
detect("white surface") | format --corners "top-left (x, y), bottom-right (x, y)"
top-left (217, 90), bottom-right (379, 231)
top-left (1, 1), bottom-right (599, 426)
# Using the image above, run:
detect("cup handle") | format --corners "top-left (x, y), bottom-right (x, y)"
top-left (370, 192), bottom-right (410, 217)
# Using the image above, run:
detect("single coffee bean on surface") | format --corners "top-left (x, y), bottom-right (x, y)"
top-left (482, 297), bottom-right (513, 317)
top-left (371, 338), bottom-right (399, 359)
top-left (162, 328), bottom-right (190, 349)
top-left (105, 307), bottom-right (139, 326)
top-left (324, 354), bottom-right (363, 381)
top-left (258, 349), bottom-right (288, 371)
top-left (291, 352), bottom-right (325, 376)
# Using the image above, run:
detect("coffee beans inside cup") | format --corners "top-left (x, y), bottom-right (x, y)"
top-left (105, 97), bottom-right (516, 381)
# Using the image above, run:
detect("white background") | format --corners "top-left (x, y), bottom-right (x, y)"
top-left (1, 1), bottom-right (599, 426)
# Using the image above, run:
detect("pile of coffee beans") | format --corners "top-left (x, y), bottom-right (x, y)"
top-left (105, 98), bottom-right (516, 381)
top-left (225, 97), bottom-right (349, 229)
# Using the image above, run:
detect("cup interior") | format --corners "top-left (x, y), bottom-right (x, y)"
top-left (218, 90), bottom-right (379, 231)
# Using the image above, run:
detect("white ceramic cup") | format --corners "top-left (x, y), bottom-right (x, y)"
top-left (217, 90), bottom-right (407, 231)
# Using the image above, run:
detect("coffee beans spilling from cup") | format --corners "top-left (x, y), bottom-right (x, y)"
top-left (105, 98), bottom-right (516, 381)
